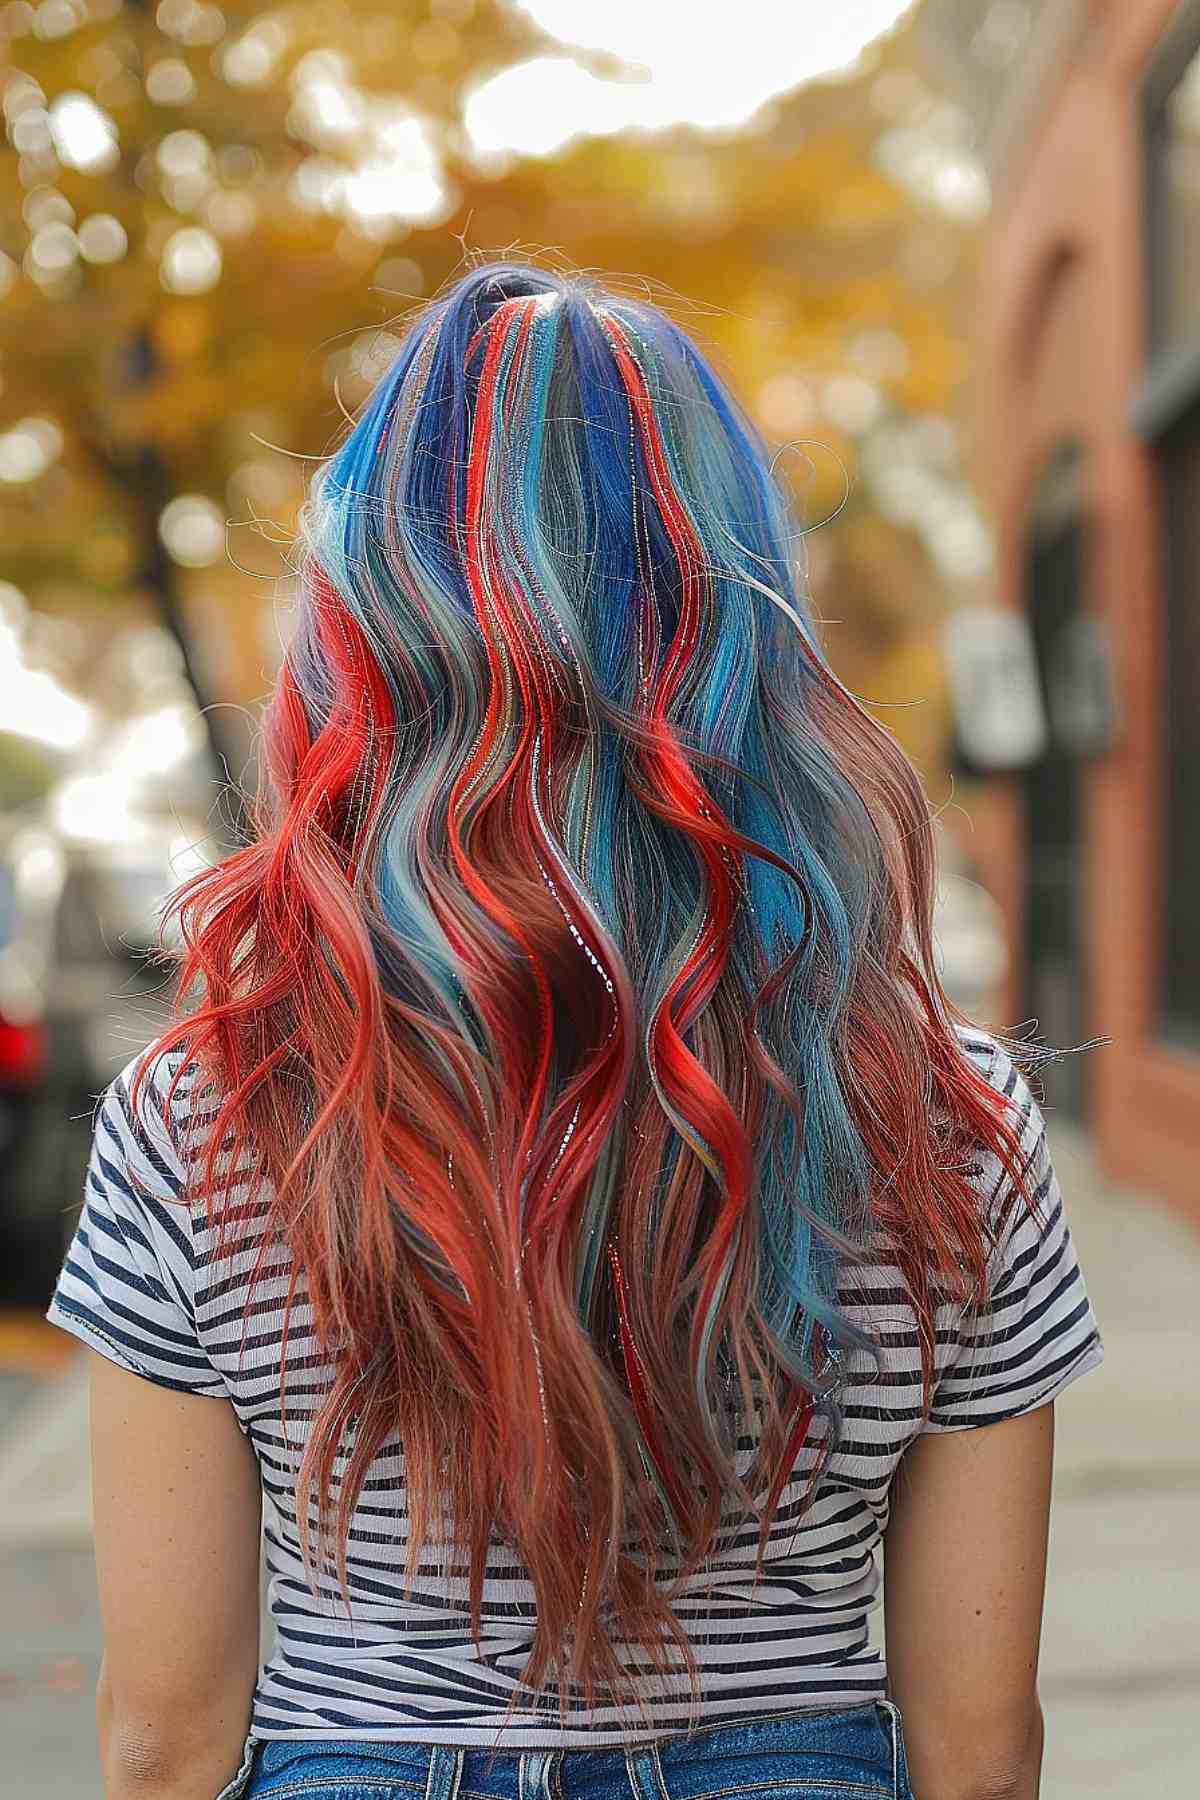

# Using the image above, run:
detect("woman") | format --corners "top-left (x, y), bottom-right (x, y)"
top-left (49, 262), bottom-right (1103, 1800)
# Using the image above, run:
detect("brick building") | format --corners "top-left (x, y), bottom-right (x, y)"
top-left (923, 1), bottom-right (1200, 1221)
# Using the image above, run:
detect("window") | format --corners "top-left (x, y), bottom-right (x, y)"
top-left (1147, 41), bottom-right (1200, 355)
top-left (1140, 10), bottom-right (1200, 1046)
top-left (1160, 412), bottom-right (1200, 1044)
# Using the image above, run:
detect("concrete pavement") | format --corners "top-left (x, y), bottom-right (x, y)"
top-left (0, 1344), bottom-right (99, 1800)
top-left (1033, 1126), bottom-right (1200, 1795)
top-left (0, 1122), bottom-right (1196, 1798)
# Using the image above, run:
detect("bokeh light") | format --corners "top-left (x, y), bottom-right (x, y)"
top-left (158, 493), bottom-right (225, 565)
top-left (159, 225), bottom-right (222, 293)
top-left (47, 90), bottom-right (119, 171)
top-left (466, 0), bottom-right (919, 155)
top-left (0, 600), bottom-right (92, 749)
top-left (76, 212), bottom-right (127, 262)
top-left (0, 417), bottom-right (63, 483)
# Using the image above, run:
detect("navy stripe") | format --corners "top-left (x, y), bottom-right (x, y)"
top-left (46, 1034), bottom-right (1104, 1745)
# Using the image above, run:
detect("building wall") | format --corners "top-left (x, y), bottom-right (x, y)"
top-left (978, 0), bottom-right (1200, 1220)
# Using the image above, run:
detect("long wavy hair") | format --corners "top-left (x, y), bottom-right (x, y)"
top-left (147, 260), bottom-right (1029, 1720)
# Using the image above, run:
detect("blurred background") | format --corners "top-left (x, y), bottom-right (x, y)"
top-left (0, 2), bottom-right (1196, 1794)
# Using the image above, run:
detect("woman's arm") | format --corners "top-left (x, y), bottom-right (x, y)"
top-left (88, 1351), bottom-right (262, 1800)
top-left (883, 1403), bottom-right (1055, 1800)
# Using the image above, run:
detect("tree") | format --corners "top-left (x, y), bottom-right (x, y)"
top-left (1, 0), bottom-right (979, 828)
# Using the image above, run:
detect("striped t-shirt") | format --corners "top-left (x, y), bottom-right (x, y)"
top-left (47, 1032), bottom-right (1103, 1747)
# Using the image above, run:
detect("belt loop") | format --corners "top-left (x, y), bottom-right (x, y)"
top-left (425, 1744), bottom-right (465, 1800)
top-left (624, 1744), bottom-right (668, 1800)
top-left (519, 1749), bottom-right (555, 1800)
top-left (876, 1698), bottom-right (902, 1799)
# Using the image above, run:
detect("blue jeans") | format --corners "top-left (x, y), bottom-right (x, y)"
top-left (217, 1702), bottom-right (915, 1800)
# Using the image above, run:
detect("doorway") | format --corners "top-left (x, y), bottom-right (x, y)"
top-left (1022, 446), bottom-right (1090, 1118)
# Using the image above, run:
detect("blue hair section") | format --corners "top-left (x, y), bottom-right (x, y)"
top-left (298, 262), bottom-right (891, 1402)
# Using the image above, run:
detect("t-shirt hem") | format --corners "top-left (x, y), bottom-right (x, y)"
top-left (244, 1691), bottom-right (891, 1749)
top-left (921, 1332), bottom-right (1105, 1434)
top-left (45, 1297), bottom-right (230, 1399)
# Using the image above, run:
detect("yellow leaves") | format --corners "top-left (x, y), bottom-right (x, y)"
top-left (817, 169), bottom-right (909, 236)
top-left (78, 523), bottom-right (136, 586)
top-left (811, 512), bottom-right (950, 784)
top-left (154, 299), bottom-right (212, 361)
top-left (3, 0), bottom-right (974, 770)
top-left (860, 634), bottom-right (952, 785)
top-left (894, 318), bottom-right (969, 412)
top-left (120, 365), bottom-right (229, 453)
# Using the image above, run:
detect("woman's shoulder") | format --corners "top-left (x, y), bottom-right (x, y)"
top-left (956, 1024), bottom-right (1037, 1105)
top-left (103, 1045), bottom-right (269, 1240)
top-left (954, 1026), bottom-right (1050, 1172)
top-left (949, 1026), bottom-right (1071, 1293)
top-left (102, 1043), bottom-right (207, 1185)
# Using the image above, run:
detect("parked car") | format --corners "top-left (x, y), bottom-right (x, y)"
top-left (0, 809), bottom-right (203, 1304)
top-left (0, 818), bottom-right (58, 1298)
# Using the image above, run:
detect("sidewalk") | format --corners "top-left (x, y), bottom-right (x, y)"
top-left (1033, 1126), bottom-right (1200, 1795)
top-left (0, 1351), bottom-right (99, 1799)
top-left (0, 1124), bottom-right (1197, 1798)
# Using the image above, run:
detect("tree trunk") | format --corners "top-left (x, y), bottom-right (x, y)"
top-left (124, 437), bottom-right (252, 849)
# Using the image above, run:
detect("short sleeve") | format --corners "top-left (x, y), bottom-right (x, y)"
top-left (924, 1049), bottom-right (1105, 1432)
top-left (46, 1052), bottom-right (228, 1398)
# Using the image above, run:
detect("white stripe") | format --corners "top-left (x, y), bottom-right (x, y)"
top-left (45, 1034), bottom-right (1104, 1744)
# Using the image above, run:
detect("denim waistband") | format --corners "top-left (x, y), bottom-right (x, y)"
top-left (225, 1700), bottom-right (913, 1800)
